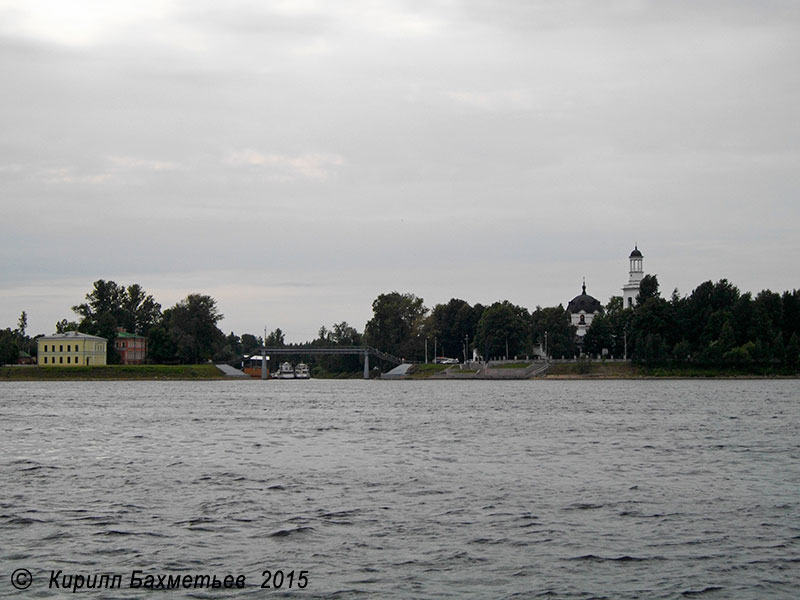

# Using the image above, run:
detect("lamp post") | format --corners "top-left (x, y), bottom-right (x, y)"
top-left (544, 330), bottom-right (548, 361)
top-left (425, 337), bottom-right (428, 364)
top-left (623, 327), bottom-right (628, 361)
top-left (262, 325), bottom-right (268, 380)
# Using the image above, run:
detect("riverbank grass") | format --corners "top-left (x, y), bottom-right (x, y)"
top-left (0, 364), bottom-right (225, 380)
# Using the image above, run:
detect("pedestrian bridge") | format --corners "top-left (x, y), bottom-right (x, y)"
top-left (251, 346), bottom-right (406, 379)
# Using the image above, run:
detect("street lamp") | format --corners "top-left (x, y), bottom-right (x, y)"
top-left (623, 326), bottom-right (628, 361)
top-left (544, 330), bottom-right (548, 360)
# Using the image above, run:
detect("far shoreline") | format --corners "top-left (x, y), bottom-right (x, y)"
top-left (1, 363), bottom-right (797, 382)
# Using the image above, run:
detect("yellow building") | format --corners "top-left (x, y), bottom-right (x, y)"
top-left (37, 331), bottom-right (107, 366)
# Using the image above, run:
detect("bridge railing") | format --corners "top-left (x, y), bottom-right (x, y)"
top-left (248, 346), bottom-right (408, 365)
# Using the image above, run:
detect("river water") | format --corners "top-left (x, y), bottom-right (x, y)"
top-left (1, 379), bottom-right (798, 599)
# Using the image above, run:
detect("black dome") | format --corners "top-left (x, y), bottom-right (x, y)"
top-left (567, 283), bottom-right (602, 314)
top-left (630, 246), bottom-right (643, 258)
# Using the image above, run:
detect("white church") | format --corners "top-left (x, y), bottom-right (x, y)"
top-left (565, 246), bottom-right (646, 341)
top-left (567, 280), bottom-right (602, 338)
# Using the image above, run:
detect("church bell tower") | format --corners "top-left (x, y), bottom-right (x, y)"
top-left (622, 246), bottom-right (644, 308)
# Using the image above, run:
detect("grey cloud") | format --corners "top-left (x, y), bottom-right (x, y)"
top-left (2, 0), bottom-right (799, 340)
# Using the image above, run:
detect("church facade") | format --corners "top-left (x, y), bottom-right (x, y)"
top-left (567, 281), bottom-right (602, 338)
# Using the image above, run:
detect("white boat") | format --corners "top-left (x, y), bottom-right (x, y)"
top-left (294, 363), bottom-right (311, 379)
top-left (274, 361), bottom-right (295, 379)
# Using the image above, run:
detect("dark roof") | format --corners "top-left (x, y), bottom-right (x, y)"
top-left (567, 282), bottom-right (602, 314)
top-left (630, 245), bottom-right (643, 258)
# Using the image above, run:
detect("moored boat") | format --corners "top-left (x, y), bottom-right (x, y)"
top-left (274, 361), bottom-right (295, 379)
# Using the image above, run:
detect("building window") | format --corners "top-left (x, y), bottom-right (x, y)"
top-left (44, 344), bottom-right (48, 352)
top-left (67, 356), bottom-right (71, 364)
top-left (60, 345), bottom-right (63, 352)
top-left (43, 356), bottom-right (47, 364)
top-left (59, 356), bottom-right (63, 364)
top-left (75, 356), bottom-right (78, 364)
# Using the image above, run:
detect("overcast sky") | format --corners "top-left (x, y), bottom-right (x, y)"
top-left (2, 0), bottom-right (799, 341)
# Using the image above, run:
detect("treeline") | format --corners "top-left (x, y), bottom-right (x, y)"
top-left (584, 276), bottom-right (800, 368)
top-left (3, 276), bottom-right (798, 372)
top-left (55, 280), bottom-right (229, 364)
top-left (360, 292), bottom-right (576, 362)
top-left (0, 281), bottom-right (228, 365)
top-left (358, 280), bottom-right (800, 369)
top-left (0, 312), bottom-right (30, 366)
top-left (1, 280), bottom-right (369, 370)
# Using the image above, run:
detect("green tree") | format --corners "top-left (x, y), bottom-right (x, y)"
top-left (265, 328), bottom-right (285, 347)
top-left (594, 295), bottom-right (632, 359)
top-left (672, 339), bottom-right (692, 362)
top-left (703, 319), bottom-right (736, 363)
top-left (364, 292), bottom-right (427, 359)
top-left (73, 280), bottom-right (125, 327)
top-left (310, 321), bottom-right (364, 373)
top-left (634, 332), bottom-right (668, 365)
top-left (605, 296), bottom-right (624, 317)
top-left (72, 280), bottom-right (161, 362)
top-left (330, 322), bottom-right (361, 345)
top-left (786, 333), bottom-right (800, 368)
top-left (772, 330), bottom-right (786, 363)
top-left (17, 311), bottom-right (27, 338)
top-left (225, 332), bottom-right (243, 356)
top-left (55, 319), bottom-right (80, 333)
top-left (315, 326), bottom-right (331, 345)
top-left (430, 298), bottom-right (467, 358)
top-left (724, 342), bottom-right (755, 365)
top-left (120, 284), bottom-right (161, 335)
top-left (241, 334), bottom-right (263, 354)
top-left (147, 325), bottom-right (177, 363)
top-left (631, 296), bottom-right (674, 341)
top-left (160, 294), bottom-right (225, 363)
top-left (428, 298), bottom-right (484, 360)
top-left (0, 328), bottom-right (19, 365)
top-left (529, 305), bottom-right (575, 359)
top-left (95, 312), bottom-right (122, 364)
top-left (14, 311), bottom-right (29, 355)
top-left (637, 274), bottom-right (660, 303)
top-left (583, 312), bottom-right (614, 357)
top-left (217, 332), bottom-right (242, 362)
top-left (475, 301), bottom-right (530, 359)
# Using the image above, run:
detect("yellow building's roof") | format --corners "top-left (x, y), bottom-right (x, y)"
top-left (38, 331), bottom-right (107, 341)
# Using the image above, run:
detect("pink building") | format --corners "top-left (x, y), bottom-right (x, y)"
top-left (115, 331), bottom-right (147, 364)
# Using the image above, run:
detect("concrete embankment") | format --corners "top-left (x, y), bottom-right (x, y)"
top-left (381, 364), bottom-right (415, 379)
top-left (429, 361), bottom-right (549, 380)
top-left (215, 364), bottom-right (250, 378)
